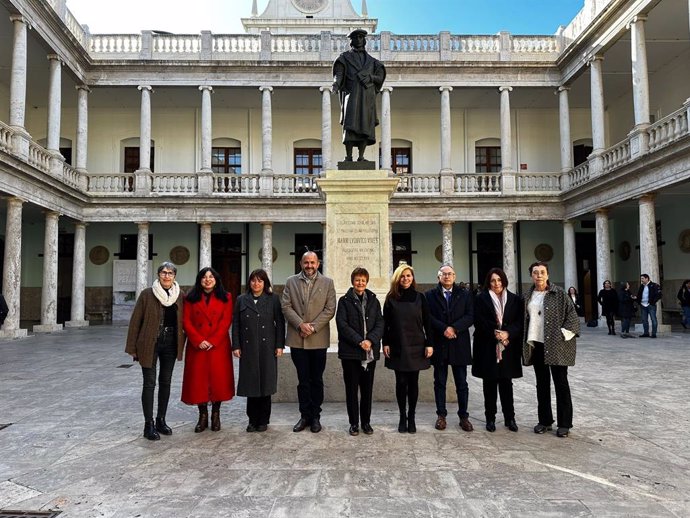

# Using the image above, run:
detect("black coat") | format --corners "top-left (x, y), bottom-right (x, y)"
top-left (231, 293), bottom-right (285, 397)
top-left (383, 288), bottom-right (431, 372)
top-left (424, 284), bottom-right (474, 366)
top-left (472, 290), bottom-right (523, 380)
top-left (336, 288), bottom-right (384, 361)
top-left (637, 281), bottom-right (661, 305)
top-left (598, 288), bottom-right (618, 315)
top-left (617, 288), bottom-right (636, 319)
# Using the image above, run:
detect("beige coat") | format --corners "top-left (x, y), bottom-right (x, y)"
top-left (281, 272), bottom-right (336, 350)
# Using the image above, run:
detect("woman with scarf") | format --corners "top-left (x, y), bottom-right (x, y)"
top-left (472, 268), bottom-right (523, 432)
top-left (182, 267), bottom-right (234, 432)
top-left (383, 264), bottom-right (433, 434)
top-left (126, 262), bottom-right (185, 441)
top-left (336, 267), bottom-right (384, 436)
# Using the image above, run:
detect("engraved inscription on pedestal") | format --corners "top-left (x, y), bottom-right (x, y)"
top-left (334, 213), bottom-right (381, 288)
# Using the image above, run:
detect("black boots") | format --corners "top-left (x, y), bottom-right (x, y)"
top-left (143, 419), bottom-right (160, 441)
top-left (155, 417), bottom-right (172, 435)
top-left (211, 402), bottom-right (221, 432)
top-left (407, 412), bottom-right (417, 434)
top-left (195, 405), bottom-right (208, 433)
top-left (398, 412), bottom-right (408, 433)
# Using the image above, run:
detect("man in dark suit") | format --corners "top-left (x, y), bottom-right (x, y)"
top-left (637, 273), bottom-right (661, 338)
top-left (425, 265), bottom-right (475, 432)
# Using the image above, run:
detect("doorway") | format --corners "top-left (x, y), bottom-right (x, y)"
top-left (575, 232), bottom-right (597, 321)
top-left (211, 233), bottom-right (242, 301)
top-left (57, 233), bottom-right (74, 324)
top-left (476, 232), bottom-right (503, 289)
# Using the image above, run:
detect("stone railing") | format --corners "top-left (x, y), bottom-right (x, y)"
top-left (62, 163), bottom-right (83, 189)
top-left (389, 35), bottom-right (440, 52)
top-left (512, 36), bottom-right (560, 54)
top-left (0, 122), bottom-right (12, 152)
top-left (515, 172), bottom-right (561, 192)
top-left (271, 34), bottom-right (321, 53)
top-left (649, 105), bottom-right (690, 152)
top-left (213, 174), bottom-right (261, 194)
top-left (274, 174), bottom-right (320, 194)
top-left (151, 173), bottom-right (198, 194)
top-left (28, 142), bottom-right (51, 173)
top-left (456, 173), bottom-right (502, 193)
top-left (64, 9), bottom-right (88, 48)
top-left (86, 174), bottom-right (134, 194)
top-left (560, 0), bottom-right (615, 46)
top-left (152, 34), bottom-right (201, 55)
top-left (449, 35), bottom-right (500, 53)
top-left (602, 138), bottom-right (630, 173)
top-left (395, 174), bottom-right (440, 193)
top-left (568, 162), bottom-right (590, 188)
top-left (89, 34), bottom-right (141, 54)
top-left (213, 35), bottom-right (262, 54)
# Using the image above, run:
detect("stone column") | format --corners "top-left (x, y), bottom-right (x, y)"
top-left (260, 86), bottom-right (273, 173)
top-left (380, 86), bottom-right (393, 171)
top-left (389, 222), bottom-right (394, 277)
top-left (588, 57), bottom-right (606, 176)
top-left (638, 194), bottom-right (660, 285)
top-left (320, 86), bottom-right (332, 171)
top-left (65, 222), bottom-right (88, 328)
top-left (199, 86), bottom-right (213, 172)
top-left (135, 86), bottom-right (153, 194)
top-left (136, 222), bottom-right (149, 299)
top-left (9, 16), bottom-right (28, 130)
top-left (46, 55), bottom-right (62, 152)
top-left (1, 197), bottom-right (27, 338)
top-left (261, 222), bottom-right (273, 280)
top-left (439, 86), bottom-right (453, 173)
top-left (441, 221), bottom-right (453, 267)
top-left (499, 86), bottom-right (515, 193)
top-left (557, 86), bottom-right (573, 190)
top-left (629, 15), bottom-right (650, 157)
top-left (34, 211), bottom-right (63, 333)
top-left (563, 220), bottom-right (577, 292)
top-left (502, 220), bottom-right (516, 286)
top-left (595, 209), bottom-right (611, 311)
top-left (75, 85), bottom-right (90, 172)
top-left (199, 222), bottom-right (212, 270)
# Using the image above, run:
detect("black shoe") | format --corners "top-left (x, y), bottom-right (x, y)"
top-left (348, 424), bottom-right (359, 436)
top-left (533, 423), bottom-right (552, 434)
top-left (485, 421), bottom-right (496, 432)
top-left (194, 411), bottom-right (208, 433)
top-left (682, 322), bottom-right (687, 329)
top-left (293, 417), bottom-right (310, 432)
top-left (143, 420), bottom-right (160, 441)
top-left (556, 427), bottom-right (570, 438)
top-left (651, 334), bottom-right (657, 338)
top-left (211, 411), bottom-right (221, 432)
top-left (310, 417), bottom-right (322, 433)
top-left (640, 334), bottom-right (650, 337)
top-left (255, 424), bottom-right (268, 432)
top-left (362, 423), bottom-right (374, 435)
top-left (246, 423), bottom-right (257, 433)
top-left (155, 417), bottom-right (172, 436)
top-left (506, 419), bottom-right (518, 432)
top-left (407, 415), bottom-right (416, 434)
top-left (398, 415), bottom-right (408, 433)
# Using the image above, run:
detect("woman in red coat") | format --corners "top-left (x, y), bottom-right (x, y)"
top-left (182, 267), bottom-right (234, 432)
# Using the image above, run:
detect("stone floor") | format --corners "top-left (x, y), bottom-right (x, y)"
top-left (0, 324), bottom-right (689, 517)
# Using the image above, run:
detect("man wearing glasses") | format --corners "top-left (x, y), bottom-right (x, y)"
top-left (425, 265), bottom-right (475, 432)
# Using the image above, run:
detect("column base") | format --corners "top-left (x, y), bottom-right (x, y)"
top-left (0, 328), bottom-right (29, 339)
top-left (65, 319), bottom-right (89, 328)
top-left (33, 323), bottom-right (64, 333)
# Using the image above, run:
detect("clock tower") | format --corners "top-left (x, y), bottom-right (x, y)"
top-left (242, 0), bottom-right (377, 35)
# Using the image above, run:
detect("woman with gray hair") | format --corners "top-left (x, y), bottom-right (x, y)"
top-left (126, 262), bottom-right (185, 441)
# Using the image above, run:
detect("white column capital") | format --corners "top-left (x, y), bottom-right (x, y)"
top-left (259, 85), bottom-right (273, 93)
top-left (639, 192), bottom-right (656, 204)
top-left (137, 84), bottom-right (153, 92)
top-left (9, 14), bottom-right (29, 25)
top-left (47, 53), bottom-right (62, 63)
top-left (381, 85), bottom-right (393, 93)
top-left (557, 85), bottom-right (570, 94)
top-left (75, 84), bottom-right (91, 93)
top-left (319, 85), bottom-right (333, 94)
top-left (627, 14), bottom-right (648, 28)
top-left (586, 55), bottom-right (604, 66)
top-left (595, 207), bottom-right (610, 216)
top-left (439, 86), bottom-right (453, 93)
top-left (198, 85), bottom-right (213, 92)
top-left (498, 85), bottom-right (513, 93)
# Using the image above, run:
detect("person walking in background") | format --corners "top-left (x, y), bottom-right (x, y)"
top-left (567, 286), bottom-right (583, 317)
top-left (232, 269), bottom-right (285, 432)
top-left (125, 262), bottom-right (185, 441)
top-left (383, 264), bottom-right (433, 434)
top-left (0, 293), bottom-right (8, 327)
top-left (182, 267), bottom-right (234, 433)
top-left (336, 267), bottom-right (384, 436)
top-left (617, 282), bottom-right (637, 338)
top-left (598, 280), bottom-right (619, 335)
top-left (677, 279), bottom-right (690, 330)
top-left (637, 274), bottom-right (661, 338)
top-left (281, 251), bottom-right (336, 434)
top-left (425, 264), bottom-right (474, 433)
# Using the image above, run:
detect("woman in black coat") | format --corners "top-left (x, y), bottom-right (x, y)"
top-left (232, 269), bottom-right (285, 432)
top-left (472, 268), bottom-right (523, 432)
top-left (598, 280), bottom-right (619, 335)
top-left (617, 282), bottom-right (636, 338)
top-left (336, 267), bottom-right (384, 436)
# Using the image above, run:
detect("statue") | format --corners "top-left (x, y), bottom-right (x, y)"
top-left (332, 29), bottom-right (386, 164)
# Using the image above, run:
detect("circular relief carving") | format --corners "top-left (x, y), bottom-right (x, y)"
top-left (618, 240), bottom-right (631, 261)
top-left (679, 229), bottom-right (690, 253)
top-left (169, 246), bottom-right (190, 266)
top-left (534, 243), bottom-right (553, 262)
top-left (258, 247), bottom-right (278, 263)
top-left (89, 245), bottom-right (109, 265)
top-left (291, 0), bottom-right (328, 14)
top-left (434, 245), bottom-right (443, 263)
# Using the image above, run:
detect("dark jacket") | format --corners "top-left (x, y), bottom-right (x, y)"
top-left (425, 283), bottom-right (474, 366)
top-left (336, 288), bottom-right (384, 361)
top-left (637, 281), bottom-right (661, 306)
top-left (383, 288), bottom-right (431, 372)
top-left (677, 286), bottom-right (690, 308)
top-left (0, 294), bottom-right (8, 327)
top-left (472, 290), bottom-right (523, 380)
top-left (232, 292), bottom-right (285, 397)
top-left (617, 288), bottom-right (636, 319)
top-left (598, 288), bottom-right (618, 316)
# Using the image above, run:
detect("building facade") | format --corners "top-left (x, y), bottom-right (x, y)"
top-left (0, 0), bottom-right (689, 336)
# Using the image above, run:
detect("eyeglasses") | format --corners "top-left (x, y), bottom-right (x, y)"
top-left (159, 271), bottom-right (175, 277)
top-left (440, 272), bottom-right (455, 277)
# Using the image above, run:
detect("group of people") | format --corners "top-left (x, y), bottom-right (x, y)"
top-left (125, 253), bottom-right (582, 441)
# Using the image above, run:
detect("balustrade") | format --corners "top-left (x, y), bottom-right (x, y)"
top-left (271, 35), bottom-right (320, 53)
top-left (568, 162), bottom-right (590, 188)
top-left (449, 36), bottom-right (500, 53)
top-left (62, 163), bottom-right (82, 189)
top-left (455, 174), bottom-right (502, 193)
top-left (515, 173), bottom-right (561, 192)
top-left (395, 174), bottom-right (440, 193)
top-left (213, 35), bottom-right (261, 53)
top-left (213, 174), bottom-right (260, 194)
top-left (511, 36), bottom-right (559, 54)
top-left (389, 35), bottom-right (440, 52)
top-left (89, 35), bottom-right (141, 54)
top-left (28, 143), bottom-right (51, 173)
top-left (86, 174), bottom-right (135, 194)
top-left (602, 139), bottom-right (631, 173)
top-left (649, 107), bottom-right (689, 151)
top-left (152, 35), bottom-right (201, 54)
top-left (64, 9), bottom-right (88, 47)
top-left (273, 174), bottom-right (320, 194)
top-left (0, 122), bottom-right (12, 152)
top-left (151, 174), bottom-right (198, 194)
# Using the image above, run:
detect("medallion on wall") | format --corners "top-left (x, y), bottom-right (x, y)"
top-left (291, 0), bottom-right (328, 14)
top-left (679, 229), bottom-right (690, 253)
top-left (618, 241), bottom-right (631, 261)
top-left (169, 246), bottom-right (190, 266)
top-left (258, 247), bottom-right (278, 263)
top-left (534, 243), bottom-right (553, 262)
top-left (89, 245), bottom-right (110, 265)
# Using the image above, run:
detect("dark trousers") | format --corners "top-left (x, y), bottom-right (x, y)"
top-left (140, 330), bottom-right (177, 421)
top-left (641, 304), bottom-right (658, 336)
top-left (482, 378), bottom-right (515, 422)
top-left (621, 317), bottom-right (632, 334)
top-left (394, 370), bottom-right (419, 416)
top-left (433, 362), bottom-right (469, 418)
top-left (532, 342), bottom-right (572, 429)
top-left (246, 396), bottom-right (272, 426)
top-left (291, 347), bottom-right (327, 421)
top-left (604, 311), bottom-right (615, 331)
top-left (341, 359), bottom-right (376, 426)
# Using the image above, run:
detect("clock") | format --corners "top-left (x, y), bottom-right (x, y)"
top-left (291, 0), bottom-right (328, 14)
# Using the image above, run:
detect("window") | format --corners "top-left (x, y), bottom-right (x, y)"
top-left (124, 147), bottom-right (155, 173)
top-left (391, 148), bottom-right (411, 174)
top-left (294, 148), bottom-right (322, 175)
top-left (475, 146), bottom-right (501, 173)
top-left (119, 234), bottom-right (153, 260)
top-left (212, 147), bottom-right (242, 174)
top-left (573, 143), bottom-right (593, 167)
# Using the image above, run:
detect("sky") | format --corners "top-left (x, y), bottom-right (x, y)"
top-left (65, 0), bottom-right (585, 36)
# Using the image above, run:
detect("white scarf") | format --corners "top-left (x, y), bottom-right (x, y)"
top-left (152, 279), bottom-right (180, 307)
top-left (489, 289), bottom-right (507, 327)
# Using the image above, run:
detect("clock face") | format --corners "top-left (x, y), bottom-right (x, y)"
top-left (291, 0), bottom-right (328, 14)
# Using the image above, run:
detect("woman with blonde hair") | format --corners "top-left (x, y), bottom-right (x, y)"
top-left (382, 264), bottom-right (433, 433)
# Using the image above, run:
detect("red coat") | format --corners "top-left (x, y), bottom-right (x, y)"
top-left (181, 294), bottom-right (235, 404)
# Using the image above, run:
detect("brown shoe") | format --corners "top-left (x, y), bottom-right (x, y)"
top-left (434, 416), bottom-right (447, 430)
top-left (459, 417), bottom-right (474, 432)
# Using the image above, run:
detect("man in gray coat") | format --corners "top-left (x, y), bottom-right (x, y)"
top-left (281, 251), bottom-right (336, 433)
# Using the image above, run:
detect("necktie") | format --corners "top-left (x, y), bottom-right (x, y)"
top-left (444, 290), bottom-right (451, 307)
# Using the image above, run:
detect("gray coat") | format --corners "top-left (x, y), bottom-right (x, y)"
top-left (522, 284), bottom-right (580, 367)
top-left (281, 272), bottom-right (336, 350)
top-left (232, 292), bottom-right (285, 397)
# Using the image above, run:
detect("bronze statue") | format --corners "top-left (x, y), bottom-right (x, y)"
top-left (332, 29), bottom-right (386, 163)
